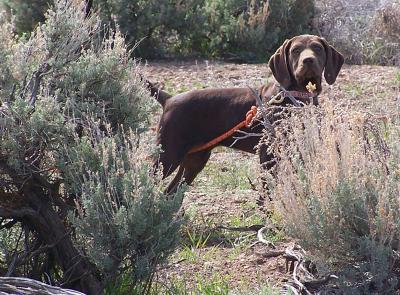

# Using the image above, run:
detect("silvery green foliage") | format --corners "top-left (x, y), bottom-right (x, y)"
top-left (0, 0), bottom-right (50, 34)
top-left (1, 0), bottom-right (152, 176)
top-left (0, 11), bottom-right (17, 99)
top-left (69, 129), bottom-right (184, 282)
top-left (0, 0), bottom-right (182, 287)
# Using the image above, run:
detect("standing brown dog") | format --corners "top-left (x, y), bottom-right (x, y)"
top-left (149, 35), bottom-right (344, 193)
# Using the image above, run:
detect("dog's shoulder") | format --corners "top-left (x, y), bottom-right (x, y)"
top-left (258, 82), bottom-right (278, 100)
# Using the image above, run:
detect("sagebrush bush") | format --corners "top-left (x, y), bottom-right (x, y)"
top-left (2, 0), bottom-right (315, 61)
top-left (93, 0), bottom-right (315, 60)
top-left (264, 101), bottom-right (400, 293)
top-left (0, 0), bottom-right (50, 34)
top-left (314, 0), bottom-right (400, 65)
top-left (0, 0), bottom-right (184, 292)
top-left (68, 129), bottom-right (184, 284)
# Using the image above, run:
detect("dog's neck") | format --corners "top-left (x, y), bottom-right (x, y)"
top-left (259, 82), bottom-right (320, 106)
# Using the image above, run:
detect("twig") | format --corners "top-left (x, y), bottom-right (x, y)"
top-left (230, 130), bottom-right (262, 147)
top-left (229, 130), bottom-right (262, 147)
top-left (216, 224), bottom-right (264, 232)
top-left (28, 63), bottom-right (51, 107)
top-left (246, 176), bottom-right (257, 191)
top-left (0, 219), bottom-right (18, 230)
top-left (303, 275), bottom-right (338, 291)
top-left (158, 258), bottom-right (187, 271)
top-left (257, 226), bottom-right (276, 248)
top-left (247, 86), bottom-right (275, 137)
top-left (255, 249), bottom-right (285, 258)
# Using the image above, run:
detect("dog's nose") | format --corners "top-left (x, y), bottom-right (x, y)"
top-left (303, 57), bottom-right (314, 64)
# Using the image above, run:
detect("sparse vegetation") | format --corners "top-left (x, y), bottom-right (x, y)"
top-left (193, 150), bottom-right (254, 192)
top-left (265, 99), bottom-right (400, 293)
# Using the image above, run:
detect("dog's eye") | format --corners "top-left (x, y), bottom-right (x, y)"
top-left (291, 47), bottom-right (301, 55)
top-left (313, 45), bottom-right (323, 52)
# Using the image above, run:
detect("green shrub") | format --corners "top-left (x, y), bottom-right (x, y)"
top-left (2, 0), bottom-right (315, 61)
top-left (0, 0), bottom-right (50, 34)
top-left (233, 0), bottom-right (315, 62)
top-left (0, 0), bottom-right (184, 292)
top-left (264, 101), bottom-right (400, 293)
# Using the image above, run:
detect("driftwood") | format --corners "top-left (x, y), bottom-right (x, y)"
top-left (0, 277), bottom-right (86, 295)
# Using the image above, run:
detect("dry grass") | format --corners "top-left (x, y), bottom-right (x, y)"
top-left (314, 0), bottom-right (400, 65)
top-left (265, 99), bottom-right (400, 292)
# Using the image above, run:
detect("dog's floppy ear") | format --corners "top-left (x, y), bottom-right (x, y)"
top-left (320, 37), bottom-right (344, 85)
top-left (268, 39), bottom-right (292, 88)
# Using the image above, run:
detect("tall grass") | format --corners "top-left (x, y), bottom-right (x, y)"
top-left (264, 100), bottom-right (400, 293)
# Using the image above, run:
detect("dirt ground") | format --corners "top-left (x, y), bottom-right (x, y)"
top-left (143, 60), bottom-right (399, 292)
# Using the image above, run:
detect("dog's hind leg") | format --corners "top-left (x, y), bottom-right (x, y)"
top-left (165, 150), bottom-right (212, 194)
top-left (156, 143), bottom-right (185, 180)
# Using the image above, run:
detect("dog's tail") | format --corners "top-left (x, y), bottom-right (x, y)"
top-left (143, 78), bottom-right (172, 108)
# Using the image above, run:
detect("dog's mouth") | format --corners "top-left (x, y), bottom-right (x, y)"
top-left (294, 65), bottom-right (322, 91)
top-left (296, 75), bottom-right (321, 93)
top-left (302, 78), bottom-right (318, 90)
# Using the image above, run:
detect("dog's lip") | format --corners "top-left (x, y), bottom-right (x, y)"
top-left (303, 77), bottom-right (318, 85)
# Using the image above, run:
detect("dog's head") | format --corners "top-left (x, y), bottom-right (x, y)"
top-left (268, 35), bottom-right (344, 94)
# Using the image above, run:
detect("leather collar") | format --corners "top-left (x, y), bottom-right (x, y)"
top-left (277, 86), bottom-right (318, 106)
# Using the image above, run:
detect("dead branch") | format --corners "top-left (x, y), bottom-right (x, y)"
top-left (0, 219), bottom-right (18, 230)
top-left (252, 241), bottom-right (338, 293)
top-left (257, 226), bottom-right (276, 248)
top-left (280, 244), bottom-right (338, 294)
top-left (28, 63), bottom-right (51, 107)
top-left (230, 130), bottom-right (262, 147)
top-left (255, 249), bottom-right (285, 258)
top-left (216, 224), bottom-right (264, 232)
top-left (246, 176), bottom-right (257, 191)
top-left (0, 277), bottom-right (85, 295)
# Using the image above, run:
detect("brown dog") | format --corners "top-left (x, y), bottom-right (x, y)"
top-left (150, 35), bottom-right (344, 194)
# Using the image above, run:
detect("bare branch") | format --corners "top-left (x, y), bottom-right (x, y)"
top-left (257, 226), bottom-right (276, 248)
top-left (230, 129), bottom-right (262, 147)
top-left (216, 224), bottom-right (264, 232)
top-left (29, 63), bottom-right (51, 107)
top-left (0, 277), bottom-right (85, 295)
top-left (0, 219), bottom-right (18, 229)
